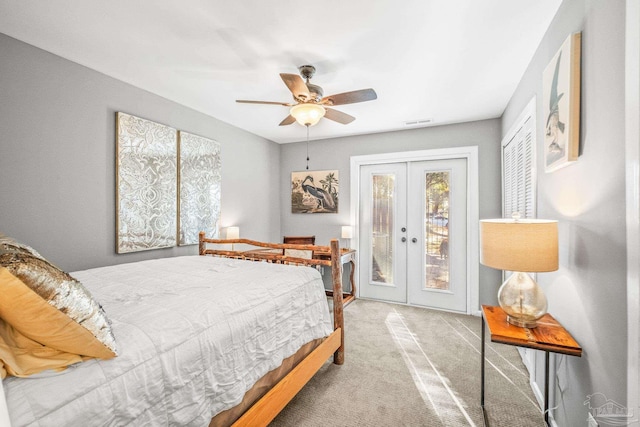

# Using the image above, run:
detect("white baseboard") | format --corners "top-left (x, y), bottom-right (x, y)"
top-left (530, 378), bottom-right (545, 412)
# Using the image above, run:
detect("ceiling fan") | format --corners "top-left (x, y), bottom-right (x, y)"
top-left (236, 65), bottom-right (377, 127)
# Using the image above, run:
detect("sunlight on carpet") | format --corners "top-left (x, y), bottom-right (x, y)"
top-left (385, 309), bottom-right (477, 426)
top-left (271, 299), bottom-right (545, 427)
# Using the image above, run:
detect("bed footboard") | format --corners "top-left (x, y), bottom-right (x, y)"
top-left (198, 232), bottom-right (345, 364)
top-left (199, 232), bottom-right (345, 426)
top-left (231, 328), bottom-right (341, 427)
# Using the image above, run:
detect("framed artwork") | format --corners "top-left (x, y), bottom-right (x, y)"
top-left (178, 131), bottom-right (221, 245)
top-left (291, 170), bottom-right (339, 213)
top-left (543, 32), bottom-right (581, 173)
top-left (116, 112), bottom-right (177, 253)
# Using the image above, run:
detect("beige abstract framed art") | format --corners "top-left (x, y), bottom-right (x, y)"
top-left (177, 131), bottom-right (221, 245)
top-left (116, 112), bottom-right (178, 253)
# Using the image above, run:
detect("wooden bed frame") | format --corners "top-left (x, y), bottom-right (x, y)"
top-left (198, 232), bottom-right (345, 426)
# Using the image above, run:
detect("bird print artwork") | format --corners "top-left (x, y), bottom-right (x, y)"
top-left (542, 32), bottom-right (581, 172)
top-left (291, 170), bottom-right (338, 213)
top-left (545, 50), bottom-right (566, 166)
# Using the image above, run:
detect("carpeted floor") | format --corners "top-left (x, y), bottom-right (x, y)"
top-left (270, 299), bottom-right (545, 426)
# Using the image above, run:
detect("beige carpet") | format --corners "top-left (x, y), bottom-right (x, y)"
top-left (270, 299), bottom-right (545, 426)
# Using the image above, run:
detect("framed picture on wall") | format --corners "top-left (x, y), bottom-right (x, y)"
top-left (291, 170), bottom-right (339, 213)
top-left (178, 131), bottom-right (221, 245)
top-left (116, 112), bottom-right (177, 253)
top-left (542, 32), bottom-right (581, 173)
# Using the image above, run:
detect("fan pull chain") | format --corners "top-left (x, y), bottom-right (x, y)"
top-left (306, 124), bottom-right (310, 170)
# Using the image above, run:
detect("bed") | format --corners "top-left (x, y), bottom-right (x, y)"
top-left (0, 233), bottom-right (345, 426)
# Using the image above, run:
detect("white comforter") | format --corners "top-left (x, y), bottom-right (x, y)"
top-left (2, 256), bottom-right (333, 426)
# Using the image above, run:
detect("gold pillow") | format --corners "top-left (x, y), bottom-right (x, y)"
top-left (0, 319), bottom-right (86, 378)
top-left (0, 248), bottom-right (117, 377)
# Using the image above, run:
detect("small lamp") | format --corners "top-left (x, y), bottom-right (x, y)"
top-left (480, 217), bottom-right (558, 328)
top-left (290, 103), bottom-right (326, 127)
top-left (341, 226), bottom-right (353, 249)
top-left (226, 226), bottom-right (239, 250)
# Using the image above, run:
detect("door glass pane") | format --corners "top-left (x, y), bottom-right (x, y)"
top-left (425, 172), bottom-right (450, 290)
top-left (371, 174), bottom-right (395, 284)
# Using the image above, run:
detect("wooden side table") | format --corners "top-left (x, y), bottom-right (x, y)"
top-left (480, 305), bottom-right (582, 426)
top-left (318, 249), bottom-right (356, 306)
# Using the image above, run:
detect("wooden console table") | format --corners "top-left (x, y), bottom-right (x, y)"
top-left (480, 305), bottom-right (582, 426)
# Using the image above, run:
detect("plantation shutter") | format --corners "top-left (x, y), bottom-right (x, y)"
top-left (502, 100), bottom-right (535, 219)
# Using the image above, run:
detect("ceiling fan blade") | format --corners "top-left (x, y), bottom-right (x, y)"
top-left (236, 100), bottom-right (292, 106)
top-left (279, 115), bottom-right (297, 126)
top-left (321, 88), bottom-right (377, 106)
top-left (324, 107), bottom-right (355, 125)
top-left (280, 73), bottom-right (311, 101)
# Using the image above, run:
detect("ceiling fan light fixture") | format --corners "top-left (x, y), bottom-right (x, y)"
top-left (290, 103), bottom-right (326, 126)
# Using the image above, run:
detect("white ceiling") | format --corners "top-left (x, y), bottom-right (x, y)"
top-left (0, 0), bottom-right (562, 144)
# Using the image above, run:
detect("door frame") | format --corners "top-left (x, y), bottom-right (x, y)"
top-left (350, 146), bottom-right (479, 314)
top-left (626, 0), bottom-right (640, 418)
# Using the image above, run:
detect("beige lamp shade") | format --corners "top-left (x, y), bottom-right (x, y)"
top-left (341, 226), bottom-right (353, 239)
top-left (226, 226), bottom-right (239, 240)
top-left (480, 219), bottom-right (558, 272)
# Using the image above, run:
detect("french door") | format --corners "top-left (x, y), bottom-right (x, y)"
top-left (359, 158), bottom-right (468, 312)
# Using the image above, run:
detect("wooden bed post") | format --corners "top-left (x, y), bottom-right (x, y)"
top-left (199, 231), bottom-right (206, 255)
top-left (330, 239), bottom-right (344, 365)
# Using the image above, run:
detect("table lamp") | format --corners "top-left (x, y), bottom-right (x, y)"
top-left (341, 226), bottom-right (353, 249)
top-left (226, 226), bottom-right (239, 250)
top-left (480, 217), bottom-right (558, 328)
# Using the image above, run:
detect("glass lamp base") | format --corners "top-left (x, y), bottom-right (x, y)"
top-left (498, 272), bottom-right (548, 329)
top-left (506, 314), bottom-right (540, 328)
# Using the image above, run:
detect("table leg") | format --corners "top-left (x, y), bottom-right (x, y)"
top-left (544, 351), bottom-right (550, 426)
top-left (349, 260), bottom-right (356, 299)
top-left (481, 314), bottom-right (489, 426)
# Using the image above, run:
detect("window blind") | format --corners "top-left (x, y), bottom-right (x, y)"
top-left (502, 100), bottom-right (536, 219)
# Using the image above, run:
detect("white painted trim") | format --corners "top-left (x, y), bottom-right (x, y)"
top-left (500, 96), bottom-right (537, 219)
top-left (530, 375), bottom-right (545, 412)
top-left (350, 146), bottom-right (480, 314)
top-left (501, 97), bottom-right (536, 147)
top-left (627, 0), bottom-right (640, 419)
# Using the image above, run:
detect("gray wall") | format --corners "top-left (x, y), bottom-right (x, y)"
top-left (279, 119), bottom-right (503, 306)
top-left (501, 0), bottom-right (627, 425)
top-left (0, 33), bottom-right (281, 272)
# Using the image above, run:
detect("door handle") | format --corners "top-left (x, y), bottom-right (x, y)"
top-left (411, 238), bottom-right (418, 243)
top-left (401, 237), bottom-right (407, 242)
